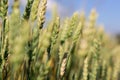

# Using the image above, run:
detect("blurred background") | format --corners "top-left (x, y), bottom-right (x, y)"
top-left (8, 0), bottom-right (120, 42)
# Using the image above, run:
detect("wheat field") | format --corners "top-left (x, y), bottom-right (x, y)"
top-left (0, 0), bottom-right (120, 80)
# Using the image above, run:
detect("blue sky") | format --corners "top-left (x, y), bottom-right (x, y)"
top-left (47, 0), bottom-right (120, 35)
top-left (9, 0), bottom-right (120, 35)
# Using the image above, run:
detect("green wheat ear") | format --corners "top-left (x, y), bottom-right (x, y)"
top-left (37, 0), bottom-right (47, 29)
top-left (30, 0), bottom-right (41, 22)
top-left (60, 18), bottom-right (70, 44)
top-left (0, 0), bottom-right (8, 51)
top-left (23, 0), bottom-right (34, 20)
top-left (82, 57), bottom-right (88, 80)
top-left (0, 0), bottom-right (8, 18)
top-left (67, 12), bottom-right (79, 38)
top-left (72, 22), bottom-right (83, 43)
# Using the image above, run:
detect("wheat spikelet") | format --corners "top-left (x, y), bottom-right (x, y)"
top-left (23, 0), bottom-right (34, 20)
top-left (38, 0), bottom-right (47, 29)
top-left (30, 0), bottom-right (41, 22)
top-left (82, 57), bottom-right (88, 80)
